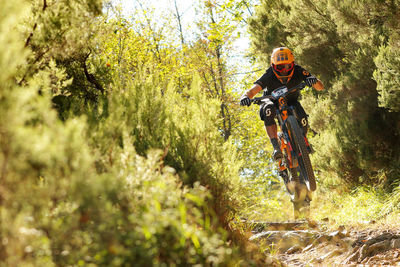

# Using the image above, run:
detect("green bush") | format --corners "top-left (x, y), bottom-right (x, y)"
top-left (248, 0), bottom-right (400, 186)
top-left (374, 44), bottom-right (400, 112)
top-left (0, 1), bottom-right (252, 266)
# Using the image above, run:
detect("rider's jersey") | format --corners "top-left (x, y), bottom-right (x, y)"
top-left (254, 65), bottom-right (312, 102)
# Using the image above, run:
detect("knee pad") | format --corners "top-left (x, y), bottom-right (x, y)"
top-left (259, 102), bottom-right (276, 126)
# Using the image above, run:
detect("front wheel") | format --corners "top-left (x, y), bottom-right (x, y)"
top-left (286, 116), bottom-right (316, 191)
top-left (293, 196), bottom-right (311, 219)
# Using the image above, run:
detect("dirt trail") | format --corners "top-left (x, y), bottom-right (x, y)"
top-left (248, 221), bottom-right (400, 266)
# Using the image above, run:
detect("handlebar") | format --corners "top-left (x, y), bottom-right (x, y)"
top-left (250, 82), bottom-right (307, 105)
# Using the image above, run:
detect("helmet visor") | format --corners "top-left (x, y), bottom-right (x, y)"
top-left (274, 63), bottom-right (294, 72)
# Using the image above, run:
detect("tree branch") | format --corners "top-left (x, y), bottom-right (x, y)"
top-left (241, 0), bottom-right (253, 16)
top-left (214, 2), bottom-right (248, 24)
top-left (136, 0), bottom-right (162, 63)
top-left (228, 68), bottom-right (263, 77)
top-left (221, 103), bottom-right (231, 140)
top-left (25, 0), bottom-right (48, 48)
top-left (173, 0), bottom-right (185, 46)
top-left (81, 52), bottom-right (105, 94)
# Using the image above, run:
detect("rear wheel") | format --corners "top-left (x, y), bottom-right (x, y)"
top-left (286, 116), bottom-right (316, 191)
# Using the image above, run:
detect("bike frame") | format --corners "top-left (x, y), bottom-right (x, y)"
top-left (275, 92), bottom-right (310, 172)
top-left (250, 82), bottom-right (312, 181)
top-left (250, 82), bottom-right (316, 217)
top-left (276, 102), bottom-right (299, 171)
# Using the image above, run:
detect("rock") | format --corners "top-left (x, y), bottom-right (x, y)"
top-left (265, 255), bottom-right (285, 267)
top-left (331, 238), bottom-right (351, 250)
top-left (282, 231), bottom-right (305, 243)
top-left (329, 230), bottom-right (341, 237)
top-left (265, 255), bottom-right (274, 266)
top-left (314, 234), bottom-right (329, 244)
top-left (312, 257), bottom-right (323, 263)
top-left (341, 229), bottom-right (350, 237)
top-left (344, 249), bottom-right (360, 264)
top-left (249, 231), bottom-right (282, 242)
top-left (367, 240), bottom-right (391, 255)
top-left (277, 232), bottom-right (308, 253)
top-left (316, 249), bottom-right (345, 262)
top-left (340, 235), bottom-right (356, 247)
top-left (249, 221), bottom-right (307, 232)
top-left (394, 251), bottom-right (399, 258)
top-left (306, 219), bottom-right (318, 228)
top-left (329, 230), bottom-right (346, 242)
top-left (302, 244), bottom-right (314, 252)
top-left (361, 257), bottom-right (370, 264)
top-left (391, 238), bottom-right (400, 249)
top-left (358, 240), bottom-right (391, 261)
top-left (286, 245), bottom-right (302, 254)
top-left (364, 232), bottom-right (393, 246)
top-left (358, 244), bottom-right (369, 262)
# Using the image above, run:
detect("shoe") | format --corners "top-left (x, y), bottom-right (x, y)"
top-left (270, 137), bottom-right (283, 161)
top-left (279, 169), bottom-right (289, 183)
top-left (273, 149), bottom-right (283, 161)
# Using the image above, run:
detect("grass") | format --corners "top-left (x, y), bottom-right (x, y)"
top-left (311, 185), bottom-right (385, 225)
top-left (241, 172), bottom-right (400, 229)
top-left (240, 182), bottom-right (297, 222)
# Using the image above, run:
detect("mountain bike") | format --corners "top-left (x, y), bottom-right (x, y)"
top-left (251, 82), bottom-right (316, 219)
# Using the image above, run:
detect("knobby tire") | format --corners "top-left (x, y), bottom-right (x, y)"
top-left (286, 116), bottom-right (317, 191)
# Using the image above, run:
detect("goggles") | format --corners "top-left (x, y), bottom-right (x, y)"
top-left (274, 63), bottom-right (294, 72)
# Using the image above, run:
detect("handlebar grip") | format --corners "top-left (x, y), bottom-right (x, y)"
top-left (251, 95), bottom-right (274, 105)
top-left (250, 82), bottom-right (305, 105)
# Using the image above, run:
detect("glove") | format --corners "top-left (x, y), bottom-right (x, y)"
top-left (305, 76), bottom-right (318, 87)
top-left (240, 96), bottom-right (251, 106)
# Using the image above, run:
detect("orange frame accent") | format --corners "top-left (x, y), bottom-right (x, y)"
top-left (277, 96), bottom-right (299, 170)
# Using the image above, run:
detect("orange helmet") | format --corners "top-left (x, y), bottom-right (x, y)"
top-left (271, 47), bottom-right (294, 65)
top-left (271, 47), bottom-right (295, 83)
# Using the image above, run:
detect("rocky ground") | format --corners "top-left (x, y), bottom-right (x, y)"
top-left (248, 221), bottom-right (400, 266)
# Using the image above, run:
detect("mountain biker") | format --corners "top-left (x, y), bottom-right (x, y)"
top-left (240, 47), bottom-right (324, 161)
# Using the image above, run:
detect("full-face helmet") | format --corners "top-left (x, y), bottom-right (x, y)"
top-left (271, 47), bottom-right (295, 83)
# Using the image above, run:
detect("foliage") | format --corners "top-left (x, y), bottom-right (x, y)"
top-left (0, 0), bottom-right (263, 266)
top-left (23, 0), bottom-right (107, 104)
top-left (312, 184), bottom-right (386, 225)
top-left (240, 181), bottom-right (295, 222)
top-left (383, 180), bottom-right (400, 217)
top-left (7, 0), bottom-right (400, 264)
top-left (248, 0), bottom-right (400, 186)
top-left (374, 42), bottom-right (400, 112)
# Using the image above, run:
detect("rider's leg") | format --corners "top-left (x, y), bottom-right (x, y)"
top-left (265, 123), bottom-right (278, 139)
top-left (260, 100), bottom-right (282, 161)
top-left (266, 123), bottom-right (283, 161)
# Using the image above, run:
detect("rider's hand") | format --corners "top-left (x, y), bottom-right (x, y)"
top-left (305, 76), bottom-right (318, 87)
top-left (240, 96), bottom-right (251, 107)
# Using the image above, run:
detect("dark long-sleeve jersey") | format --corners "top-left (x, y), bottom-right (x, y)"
top-left (254, 65), bottom-right (312, 101)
